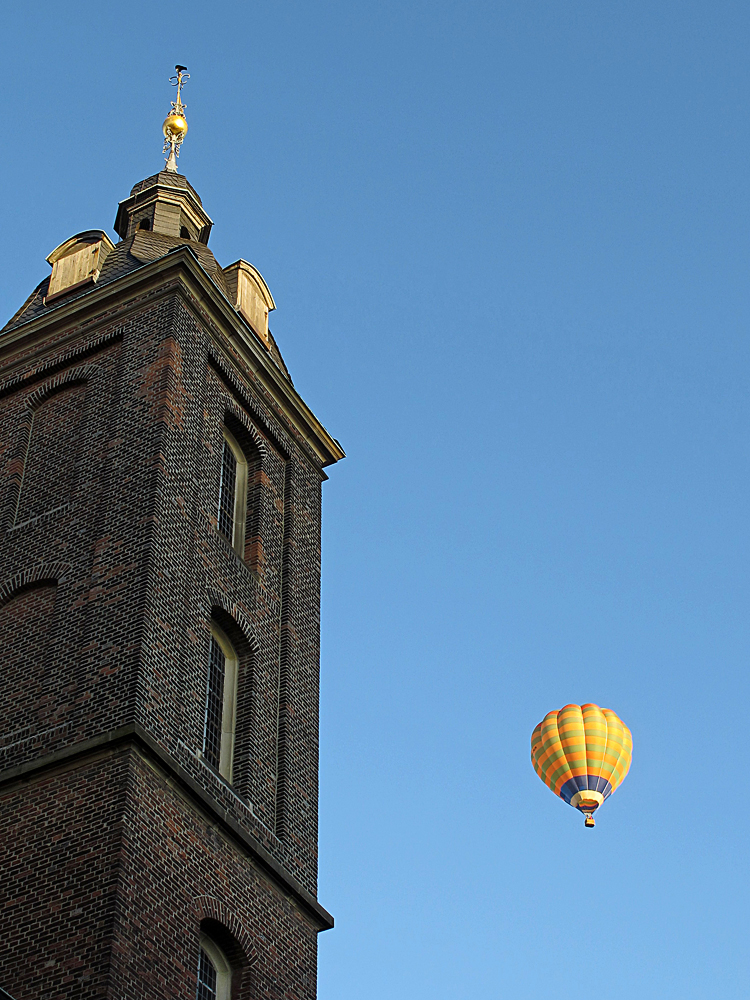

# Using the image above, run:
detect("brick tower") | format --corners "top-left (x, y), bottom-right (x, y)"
top-left (0, 73), bottom-right (343, 1000)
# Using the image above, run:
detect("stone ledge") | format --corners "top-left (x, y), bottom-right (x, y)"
top-left (0, 722), bottom-right (334, 932)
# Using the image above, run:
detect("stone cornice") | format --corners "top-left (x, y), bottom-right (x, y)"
top-left (0, 249), bottom-right (345, 469)
top-left (0, 723), bottom-right (335, 932)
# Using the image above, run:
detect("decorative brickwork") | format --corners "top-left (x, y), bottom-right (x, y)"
top-left (0, 171), bottom-right (340, 999)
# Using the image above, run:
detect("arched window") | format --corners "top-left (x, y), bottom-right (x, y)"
top-left (196, 934), bottom-right (232, 1000)
top-left (138, 218), bottom-right (151, 231)
top-left (16, 382), bottom-right (87, 524)
top-left (202, 621), bottom-right (238, 782)
top-left (217, 427), bottom-right (247, 556)
top-left (180, 225), bottom-right (191, 239)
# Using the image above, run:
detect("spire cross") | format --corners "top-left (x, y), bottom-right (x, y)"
top-left (162, 65), bottom-right (190, 173)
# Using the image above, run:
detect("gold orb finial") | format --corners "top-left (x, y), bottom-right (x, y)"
top-left (162, 65), bottom-right (189, 172)
top-left (163, 114), bottom-right (188, 140)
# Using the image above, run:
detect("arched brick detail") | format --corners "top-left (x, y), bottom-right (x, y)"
top-left (23, 363), bottom-right (100, 414)
top-left (0, 328), bottom-right (120, 400)
top-left (224, 397), bottom-right (268, 462)
top-left (206, 590), bottom-right (260, 655)
top-left (0, 562), bottom-right (70, 609)
top-left (191, 895), bottom-right (258, 967)
top-left (2, 364), bottom-right (100, 530)
top-left (207, 348), bottom-right (291, 460)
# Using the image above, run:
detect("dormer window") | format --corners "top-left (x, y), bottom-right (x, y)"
top-left (222, 260), bottom-right (276, 345)
top-left (45, 231), bottom-right (115, 303)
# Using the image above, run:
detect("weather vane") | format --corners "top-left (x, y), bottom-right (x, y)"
top-left (162, 65), bottom-right (189, 172)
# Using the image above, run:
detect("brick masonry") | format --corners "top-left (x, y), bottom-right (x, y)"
top-left (0, 174), bottom-right (341, 999)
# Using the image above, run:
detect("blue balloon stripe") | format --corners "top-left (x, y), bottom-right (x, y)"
top-left (559, 776), bottom-right (613, 805)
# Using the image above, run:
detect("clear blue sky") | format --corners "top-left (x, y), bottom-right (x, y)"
top-left (2, 2), bottom-right (749, 998)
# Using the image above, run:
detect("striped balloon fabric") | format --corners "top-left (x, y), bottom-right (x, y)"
top-left (531, 704), bottom-right (632, 828)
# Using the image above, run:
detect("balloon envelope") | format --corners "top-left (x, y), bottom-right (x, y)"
top-left (531, 704), bottom-right (632, 827)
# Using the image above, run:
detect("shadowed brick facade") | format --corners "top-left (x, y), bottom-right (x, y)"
top-left (0, 169), bottom-right (343, 999)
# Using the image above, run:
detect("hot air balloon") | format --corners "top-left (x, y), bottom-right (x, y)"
top-left (531, 704), bottom-right (632, 827)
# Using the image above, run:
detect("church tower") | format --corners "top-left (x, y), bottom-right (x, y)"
top-left (0, 69), bottom-right (343, 1000)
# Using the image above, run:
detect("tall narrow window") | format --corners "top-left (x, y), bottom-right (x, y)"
top-left (217, 427), bottom-right (247, 555)
top-left (202, 622), bottom-right (238, 782)
top-left (203, 635), bottom-right (225, 771)
top-left (196, 946), bottom-right (217, 1000)
top-left (196, 935), bottom-right (232, 1000)
top-left (217, 439), bottom-right (237, 540)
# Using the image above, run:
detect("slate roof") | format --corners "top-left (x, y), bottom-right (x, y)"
top-left (130, 171), bottom-right (203, 201)
top-left (1, 232), bottom-right (292, 383)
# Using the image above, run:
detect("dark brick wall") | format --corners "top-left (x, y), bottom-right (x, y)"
top-left (0, 254), bottom-right (333, 996)
top-left (0, 753), bottom-right (128, 999)
top-left (0, 748), bottom-right (319, 1000)
top-left (110, 747), bottom-right (319, 1000)
top-left (0, 584), bottom-right (58, 763)
top-left (0, 339), bottom-right (125, 767)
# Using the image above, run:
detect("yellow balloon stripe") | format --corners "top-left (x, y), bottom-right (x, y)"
top-left (534, 712), bottom-right (571, 791)
top-left (582, 703), bottom-right (606, 781)
top-left (536, 719), bottom-right (570, 792)
top-left (602, 710), bottom-right (625, 789)
top-left (603, 709), bottom-right (632, 791)
top-left (556, 705), bottom-right (587, 793)
top-left (542, 716), bottom-right (574, 784)
top-left (596, 707), bottom-right (619, 787)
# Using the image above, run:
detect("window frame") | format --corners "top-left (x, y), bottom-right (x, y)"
top-left (217, 426), bottom-right (248, 557)
top-left (197, 933), bottom-right (232, 1000)
top-left (202, 621), bottom-right (239, 783)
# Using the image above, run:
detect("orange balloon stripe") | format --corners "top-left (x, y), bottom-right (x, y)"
top-left (558, 705), bottom-right (587, 778)
top-left (604, 711), bottom-right (633, 791)
top-left (534, 714), bottom-right (570, 789)
top-left (602, 711), bottom-right (626, 789)
top-left (582, 704), bottom-right (607, 780)
top-left (534, 715), bottom-right (573, 791)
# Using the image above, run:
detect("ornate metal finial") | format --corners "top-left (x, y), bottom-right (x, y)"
top-left (162, 65), bottom-right (190, 172)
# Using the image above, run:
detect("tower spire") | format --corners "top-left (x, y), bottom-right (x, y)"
top-left (162, 65), bottom-right (189, 172)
